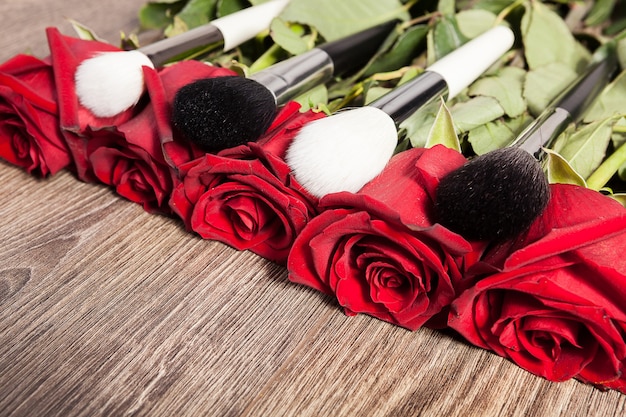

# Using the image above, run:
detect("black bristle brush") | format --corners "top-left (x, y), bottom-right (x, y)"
top-left (171, 20), bottom-right (399, 152)
top-left (434, 46), bottom-right (618, 241)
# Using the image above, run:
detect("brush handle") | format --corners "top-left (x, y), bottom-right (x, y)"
top-left (369, 25), bottom-right (515, 124)
top-left (511, 53), bottom-right (617, 156)
top-left (139, 0), bottom-right (289, 66)
top-left (370, 71), bottom-right (448, 124)
top-left (427, 25), bottom-right (515, 99)
top-left (511, 108), bottom-right (572, 158)
top-left (317, 20), bottom-right (399, 75)
top-left (250, 49), bottom-right (334, 104)
top-left (553, 55), bottom-right (616, 120)
top-left (250, 19), bottom-right (397, 105)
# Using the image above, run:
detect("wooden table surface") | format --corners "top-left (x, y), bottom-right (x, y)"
top-left (1, 1), bottom-right (625, 416)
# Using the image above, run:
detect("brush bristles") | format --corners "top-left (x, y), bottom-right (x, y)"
top-left (435, 147), bottom-right (550, 241)
top-left (285, 107), bottom-right (398, 198)
top-left (172, 76), bottom-right (278, 152)
top-left (75, 50), bottom-right (154, 118)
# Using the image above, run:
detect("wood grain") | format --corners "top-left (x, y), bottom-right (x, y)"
top-left (1, 1), bottom-right (626, 416)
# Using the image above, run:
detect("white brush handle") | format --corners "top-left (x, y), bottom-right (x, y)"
top-left (212, 0), bottom-right (290, 50)
top-left (426, 25), bottom-right (515, 99)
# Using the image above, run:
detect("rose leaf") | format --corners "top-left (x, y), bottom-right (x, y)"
top-left (425, 98), bottom-right (461, 152)
top-left (217, 0), bottom-right (247, 16)
top-left (584, 70), bottom-right (626, 123)
top-left (585, 0), bottom-right (618, 27)
top-left (279, 0), bottom-right (410, 42)
top-left (293, 84), bottom-right (328, 112)
top-left (544, 149), bottom-right (587, 187)
top-left (455, 9), bottom-right (498, 39)
top-left (521, 1), bottom-right (589, 71)
top-left (363, 24), bottom-right (429, 77)
top-left (551, 118), bottom-right (615, 180)
top-left (270, 18), bottom-right (311, 55)
top-left (468, 113), bottom-right (534, 156)
top-left (427, 14), bottom-right (469, 65)
top-left (167, 0), bottom-right (218, 35)
top-left (449, 95), bottom-right (505, 133)
top-left (468, 66), bottom-right (527, 118)
top-left (524, 62), bottom-right (579, 117)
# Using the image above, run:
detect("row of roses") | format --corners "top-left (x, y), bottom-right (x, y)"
top-left (2, 28), bottom-right (626, 393)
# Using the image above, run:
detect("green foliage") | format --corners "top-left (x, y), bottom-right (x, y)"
top-left (133, 0), bottom-right (626, 199)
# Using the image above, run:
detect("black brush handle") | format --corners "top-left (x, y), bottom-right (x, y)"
top-left (317, 20), bottom-right (399, 75)
top-left (512, 51), bottom-right (617, 156)
top-left (555, 55), bottom-right (617, 120)
top-left (369, 71), bottom-right (448, 124)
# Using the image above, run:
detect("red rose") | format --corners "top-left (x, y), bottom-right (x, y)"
top-left (287, 145), bottom-right (478, 330)
top-left (46, 27), bottom-right (134, 181)
top-left (46, 27), bottom-right (234, 183)
top-left (45, 26), bottom-right (235, 212)
top-left (0, 52), bottom-right (70, 176)
top-left (168, 102), bottom-right (326, 263)
top-left (449, 184), bottom-right (626, 392)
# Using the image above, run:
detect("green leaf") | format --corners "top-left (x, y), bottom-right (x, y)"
top-left (583, 70), bottom-right (626, 123)
top-left (587, 140), bottom-right (626, 190)
top-left (425, 99), bottom-right (461, 151)
top-left (585, 0), bottom-right (617, 27)
top-left (468, 113), bottom-right (534, 155)
top-left (524, 62), bottom-right (578, 116)
top-left (293, 84), bottom-right (328, 112)
top-left (455, 9), bottom-right (498, 39)
top-left (427, 15), bottom-right (469, 65)
top-left (618, 36), bottom-right (626, 70)
top-left (401, 99), bottom-right (441, 149)
top-left (520, 1), bottom-right (589, 71)
top-left (544, 149), bottom-right (587, 186)
top-left (363, 25), bottom-right (428, 77)
top-left (270, 18), bottom-right (311, 55)
top-left (449, 96), bottom-right (505, 132)
top-left (167, 0), bottom-right (218, 36)
top-left (68, 19), bottom-right (104, 41)
top-left (468, 66), bottom-right (526, 118)
top-left (552, 118), bottom-right (615, 179)
top-left (462, 0), bottom-right (514, 14)
top-left (217, 0), bottom-right (247, 16)
top-left (438, 0), bottom-right (456, 16)
top-left (138, 2), bottom-right (185, 30)
top-left (279, 0), bottom-right (410, 42)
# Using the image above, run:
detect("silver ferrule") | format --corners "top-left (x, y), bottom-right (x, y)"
top-left (139, 25), bottom-right (225, 67)
top-left (249, 48), bottom-right (334, 105)
top-left (511, 107), bottom-right (572, 159)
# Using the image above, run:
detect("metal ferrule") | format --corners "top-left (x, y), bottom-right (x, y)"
top-left (370, 71), bottom-right (449, 124)
top-left (511, 107), bottom-right (572, 159)
top-left (139, 25), bottom-right (225, 67)
top-left (249, 48), bottom-right (334, 105)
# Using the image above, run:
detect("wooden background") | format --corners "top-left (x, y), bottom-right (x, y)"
top-left (1, 1), bottom-right (625, 416)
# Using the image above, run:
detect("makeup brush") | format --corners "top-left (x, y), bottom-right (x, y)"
top-left (284, 25), bottom-right (515, 198)
top-left (75, 0), bottom-right (290, 118)
top-left (434, 47), bottom-right (618, 241)
top-left (171, 19), bottom-right (399, 152)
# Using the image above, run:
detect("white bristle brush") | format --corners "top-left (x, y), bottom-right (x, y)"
top-left (74, 0), bottom-right (290, 118)
top-left (285, 25), bottom-right (515, 198)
